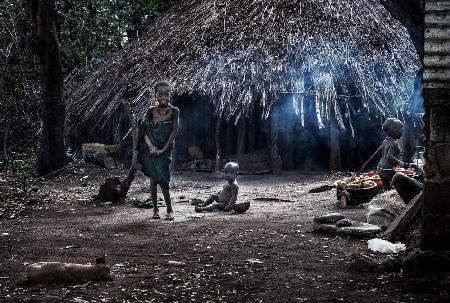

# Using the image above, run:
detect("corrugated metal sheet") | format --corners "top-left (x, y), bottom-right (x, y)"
top-left (424, 0), bottom-right (450, 89)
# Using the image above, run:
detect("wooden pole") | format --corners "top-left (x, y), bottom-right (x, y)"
top-left (269, 104), bottom-right (282, 174)
top-left (214, 116), bottom-right (222, 174)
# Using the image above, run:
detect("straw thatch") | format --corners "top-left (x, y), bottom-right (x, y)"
top-left (69, 0), bottom-right (420, 131)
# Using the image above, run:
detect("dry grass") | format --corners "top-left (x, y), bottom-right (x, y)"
top-left (68, 0), bottom-right (420, 132)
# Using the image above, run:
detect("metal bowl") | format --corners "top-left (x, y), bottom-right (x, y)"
top-left (232, 202), bottom-right (251, 214)
top-left (336, 181), bottom-right (379, 206)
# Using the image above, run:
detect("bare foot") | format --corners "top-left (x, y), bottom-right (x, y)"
top-left (152, 209), bottom-right (160, 219)
top-left (165, 212), bottom-right (174, 221)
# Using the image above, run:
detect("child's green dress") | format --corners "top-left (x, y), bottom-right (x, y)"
top-left (138, 119), bottom-right (173, 189)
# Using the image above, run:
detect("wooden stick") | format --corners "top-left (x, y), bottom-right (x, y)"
top-left (118, 100), bottom-right (139, 198)
top-left (360, 143), bottom-right (383, 170)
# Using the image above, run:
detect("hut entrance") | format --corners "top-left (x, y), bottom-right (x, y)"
top-left (173, 95), bottom-right (216, 166)
top-left (173, 94), bottom-right (390, 172)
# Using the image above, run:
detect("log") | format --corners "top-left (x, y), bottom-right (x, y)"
top-left (382, 192), bottom-right (423, 242)
top-left (81, 143), bottom-right (119, 155)
top-left (82, 143), bottom-right (119, 168)
top-left (83, 152), bottom-right (115, 169)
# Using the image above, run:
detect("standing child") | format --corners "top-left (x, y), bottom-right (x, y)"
top-left (138, 81), bottom-right (179, 220)
top-left (194, 162), bottom-right (239, 212)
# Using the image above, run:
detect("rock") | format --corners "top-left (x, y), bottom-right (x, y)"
top-left (440, 275), bottom-right (450, 288)
top-left (404, 278), bottom-right (436, 294)
top-left (188, 146), bottom-right (204, 160)
top-left (336, 219), bottom-right (352, 227)
top-left (402, 250), bottom-right (450, 278)
top-left (167, 261), bottom-right (186, 267)
top-left (313, 213), bottom-right (345, 224)
top-left (349, 256), bottom-right (378, 272)
top-left (380, 256), bottom-right (402, 273)
top-left (340, 223), bottom-right (381, 237)
top-left (190, 198), bottom-right (204, 206)
top-left (27, 197), bottom-right (40, 205)
top-left (95, 177), bottom-right (121, 202)
top-left (313, 223), bottom-right (339, 234)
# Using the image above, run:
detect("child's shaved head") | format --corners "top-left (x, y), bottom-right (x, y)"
top-left (154, 80), bottom-right (170, 94)
top-left (224, 162), bottom-right (239, 173)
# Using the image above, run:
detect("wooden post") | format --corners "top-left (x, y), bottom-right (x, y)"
top-left (247, 115), bottom-right (256, 153)
top-left (225, 120), bottom-right (234, 157)
top-left (215, 117), bottom-right (222, 174)
top-left (237, 117), bottom-right (247, 156)
top-left (269, 104), bottom-right (282, 174)
top-left (329, 116), bottom-right (341, 171)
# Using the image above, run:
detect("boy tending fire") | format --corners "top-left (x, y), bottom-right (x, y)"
top-left (193, 162), bottom-right (239, 212)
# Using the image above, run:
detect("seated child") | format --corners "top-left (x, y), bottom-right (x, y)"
top-left (392, 163), bottom-right (423, 204)
top-left (194, 162), bottom-right (239, 212)
top-left (377, 118), bottom-right (410, 190)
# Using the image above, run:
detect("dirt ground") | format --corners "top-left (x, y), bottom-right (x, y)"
top-left (0, 162), bottom-right (449, 302)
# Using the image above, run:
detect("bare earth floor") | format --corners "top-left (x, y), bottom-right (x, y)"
top-left (0, 163), bottom-right (449, 302)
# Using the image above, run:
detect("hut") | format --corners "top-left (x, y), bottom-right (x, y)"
top-left (68, 0), bottom-right (421, 172)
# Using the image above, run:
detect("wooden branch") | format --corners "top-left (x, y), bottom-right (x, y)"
top-left (118, 100), bottom-right (139, 198)
top-left (119, 116), bottom-right (139, 198)
top-left (94, 98), bottom-right (139, 202)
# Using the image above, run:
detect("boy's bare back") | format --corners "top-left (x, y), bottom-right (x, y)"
top-left (219, 181), bottom-right (239, 205)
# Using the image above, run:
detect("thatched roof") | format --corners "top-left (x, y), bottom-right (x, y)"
top-left (69, 0), bottom-right (420, 130)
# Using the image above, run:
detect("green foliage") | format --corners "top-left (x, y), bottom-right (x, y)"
top-left (13, 159), bottom-right (32, 175)
top-left (0, 0), bottom-right (176, 164)
top-left (145, 0), bottom-right (173, 13)
top-left (57, 0), bottom-right (175, 71)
